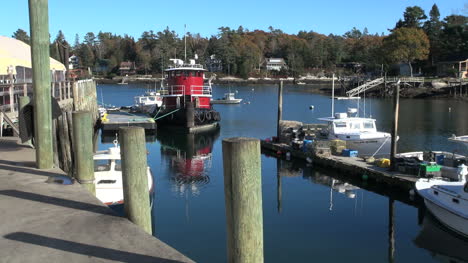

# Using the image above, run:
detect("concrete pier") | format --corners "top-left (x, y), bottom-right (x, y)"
top-left (0, 137), bottom-right (193, 263)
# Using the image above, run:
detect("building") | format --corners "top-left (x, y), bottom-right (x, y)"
top-left (437, 59), bottom-right (468, 78)
top-left (205, 55), bottom-right (223, 72)
top-left (68, 55), bottom-right (79, 70)
top-left (264, 58), bottom-right (287, 71)
top-left (119, 61), bottom-right (136, 76)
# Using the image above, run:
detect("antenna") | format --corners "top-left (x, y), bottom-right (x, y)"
top-left (184, 24), bottom-right (187, 62)
top-left (331, 73), bottom-right (335, 117)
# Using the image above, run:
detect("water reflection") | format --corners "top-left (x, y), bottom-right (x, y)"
top-left (156, 129), bottom-right (220, 196)
top-left (414, 213), bottom-right (468, 263)
top-left (101, 131), bottom-right (157, 143)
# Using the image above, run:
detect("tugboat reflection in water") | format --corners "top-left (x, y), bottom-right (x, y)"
top-left (157, 129), bottom-right (220, 196)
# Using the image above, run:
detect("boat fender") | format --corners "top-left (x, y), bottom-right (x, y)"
top-left (409, 189), bottom-right (415, 196)
top-left (205, 111), bottom-right (212, 121)
top-left (276, 150), bottom-right (282, 155)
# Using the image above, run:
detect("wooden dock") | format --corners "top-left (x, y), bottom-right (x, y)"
top-left (261, 140), bottom-right (418, 191)
top-left (101, 111), bottom-right (156, 132)
top-left (0, 137), bottom-right (193, 262)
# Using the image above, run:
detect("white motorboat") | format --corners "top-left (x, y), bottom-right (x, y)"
top-left (134, 91), bottom-right (163, 114)
top-left (211, 93), bottom-right (242, 104)
top-left (449, 134), bottom-right (468, 150)
top-left (94, 140), bottom-right (153, 205)
top-left (318, 113), bottom-right (393, 157)
top-left (415, 164), bottom-right (468, 238)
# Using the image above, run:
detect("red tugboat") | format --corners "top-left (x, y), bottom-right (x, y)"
top-left (155, 58), bottom-right (220, 133)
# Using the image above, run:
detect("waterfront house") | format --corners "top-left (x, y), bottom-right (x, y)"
top-left (264, 58), bottom-right (287, 71)
top-left (437, 59), bottom-right (468, 78)
top-left (119, 61), bottom-right (136, 76)
top-left (68, 55), bottom-right (79, 70)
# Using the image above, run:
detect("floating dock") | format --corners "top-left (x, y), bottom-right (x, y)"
top-left (261, 140), bottom-right (418, 191)
top-left (101, 111), bottom-right (156, 132)
top-left (0, 137), bottom-right (193, 262)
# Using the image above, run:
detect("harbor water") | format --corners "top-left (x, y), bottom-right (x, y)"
top-left (98, 83), bottom-right (468, 263)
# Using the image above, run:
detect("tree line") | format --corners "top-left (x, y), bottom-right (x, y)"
top-left (11, 4), bottom-right (467, 78)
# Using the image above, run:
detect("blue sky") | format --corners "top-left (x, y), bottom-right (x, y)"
top-left (1, 0), bottom-right (466, 42)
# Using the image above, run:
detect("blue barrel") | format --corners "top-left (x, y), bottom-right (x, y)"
top-left (436, 155), bottom-right (445, 165)
top-left (303, 140), bottom-right (313, 152)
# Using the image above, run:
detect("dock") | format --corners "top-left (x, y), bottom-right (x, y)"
top-left (261, 140), bottom-right (418, 191)
top-left (101, 111), bottom-right (156, 132)
top-left (0, 137), bottom-right (193, 262)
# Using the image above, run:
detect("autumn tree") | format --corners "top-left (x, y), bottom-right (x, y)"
top-left (383, 27), bottom-right (430, 76)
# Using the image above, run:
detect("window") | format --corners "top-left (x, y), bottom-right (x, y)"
top-left (351, 122), bottom-right (361, 129)
top-left (334, 122), bottom-right (347, 128)
top-left (363, 121), bottom-right (374, 129)
top-left (94, 160), bottom-right (110, 172)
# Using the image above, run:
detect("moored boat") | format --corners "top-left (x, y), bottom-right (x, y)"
top-left (415, 164), bottom-right (468, 238)
top-left (134, 91), bottom-right (162, 114)
top-left (449, 134), bottom-right (468, 150)
top-left (154, 59), bottom-right (220, 133)
top-left (211, 93), bottom-right (242, 104)
top-left (94, 140), bottom-right (153, 205)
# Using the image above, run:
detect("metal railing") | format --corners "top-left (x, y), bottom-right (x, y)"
top-left (160, 85), bottom-right (212, 96)
top-left (190, 85), bottom-right (212, 96)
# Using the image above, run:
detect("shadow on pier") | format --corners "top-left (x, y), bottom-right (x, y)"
top-left (4, 232), bottom-right (186, 263)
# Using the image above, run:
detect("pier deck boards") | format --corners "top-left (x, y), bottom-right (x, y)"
top-left (262, 140), bottom-right (418, 191)
top-left (101, 111), bottom-right (156, 131)
top-left (0, 137), bottom-right (192, 263)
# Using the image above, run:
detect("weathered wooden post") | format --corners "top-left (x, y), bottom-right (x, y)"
top-left (390, 83), bottom-right (400, 171)
top-left (388, 198), bottom-right (395, 263)
top-left (277, 81), bottom-right (283, 141)
top-left (29, 0), bottom-right (54, 169)
top-left (119, 126), bottom-right (152, 234)
top-left (19, 96), bottom-right (32, 146)
top-left (222, 137), bottom-right (264, 263)
top-left (72, 111), bottom-right (95, 194)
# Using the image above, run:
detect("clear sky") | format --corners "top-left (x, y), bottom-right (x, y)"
top-left (1, 0), bottom-right (466, 42)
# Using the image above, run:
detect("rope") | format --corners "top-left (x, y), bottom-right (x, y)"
top-left (153, 108), bottom-right (180, 121)
top-left (371, 136), bottom-right (391, 158)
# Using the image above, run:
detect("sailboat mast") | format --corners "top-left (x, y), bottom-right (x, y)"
top-left (184, 24), bottom-right (187, 62)
top-left (331, 73), bottom-right (335, 117)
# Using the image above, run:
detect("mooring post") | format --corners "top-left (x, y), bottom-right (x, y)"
top-left (186, 101), bottom-right (195, 129)
top-left (277, 81), bottom-right (283, 141)
top-left (388, 198), bottom-right (395, 263)
top-left (390, 83), bottom-right (400, 171)
top-left (119, 126), bottom-right (152, 234)
top-left (222, 137), bottom-right (264, 263)
top-left (72, 111), bottom-right (95, 194)
top-left (19, 96), bottom-right (32, 146)
top-left (28, 0), bottom-right (53, 169)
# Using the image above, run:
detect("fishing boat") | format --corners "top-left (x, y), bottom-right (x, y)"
top-left (449, 134), bottom-right (468, 150)
top-left (94, 140), bottom-right (153, 205)
top-left (415, 164), bottom-right (468, 238)
top-left (211, 93), bottom-right (242, 104)
top-left (318, 113), bottom-right (393, 157)
top-left (134, 91), bottom-right (163, 114)
top-left (154, 58), bottom-right (220, 133)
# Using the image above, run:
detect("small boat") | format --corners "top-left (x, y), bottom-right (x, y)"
top-left (211, 93), bottom-right (242, 104)
top-left (449, 134), bottom-right (468, 150)
top-left (334, 96), bottom-right (361, 100)
top-left (94, 140), bottom-right (153, 205)
top-left (296, 81), bottom-right (306, 85)
top-left (415, 164), bottom-right (468, 238)
top-left (118, 76), bottom-right (128, 85)
top-left (134, 91), bottom-right (162, 114)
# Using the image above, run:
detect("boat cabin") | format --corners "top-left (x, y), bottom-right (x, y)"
top-left (161, 59), bottom-right (212, 109)
top-left (319, 113), bottom-right (377, 136)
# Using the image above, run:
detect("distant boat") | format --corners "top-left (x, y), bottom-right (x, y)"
top-left (297, 81), bottom-right (306, 85)
top-left (211, 93), bottom-right (242, 104)
top-left (134, 91), bottom-right (162, 114)
top-left (449, 135), bottom-right (468, 150)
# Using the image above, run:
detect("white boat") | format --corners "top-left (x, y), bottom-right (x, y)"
top-left (415, 164), bottom-right (468, 238)
top-left (94, 141), bottom-right (153, 205)
top-left (318, 113), bottom-right (393, 157)
top-left (211, 93), bottom-right (242, 104)
top-left (449, 134), bottom-right (468, 150)
top-left (134, 91), bottom-right (163, 114)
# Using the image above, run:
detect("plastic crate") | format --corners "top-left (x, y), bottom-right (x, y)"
top-left (342, 149), bottom-right (358, 157)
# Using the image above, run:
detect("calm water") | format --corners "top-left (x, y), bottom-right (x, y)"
top-left (98, 83), bottom-right (468, 263)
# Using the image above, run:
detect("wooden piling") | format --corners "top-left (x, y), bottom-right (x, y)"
top-left (119, 126), bottom-right (152, 234)
top-left (222, 137), bottom-right (264, 263)
top-left (277, 81), bottom-right (283, 140)
top-left (186, 101), bottom-right (195, 128)
top-left (28, 0), bottom-right (53, 169)
top-left (18, 96), bottom-right (31, 145)
top-left (72, 111), bottom-right (95, 194)
top-left (390, 84), bottom-right (400, 171)
top-left (388, 198), bottom-right (395, 263)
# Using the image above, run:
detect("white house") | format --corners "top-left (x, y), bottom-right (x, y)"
top-left (264, 58), bottom-right (287, 71)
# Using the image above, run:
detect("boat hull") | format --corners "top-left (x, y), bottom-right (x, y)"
top-left (424, 198), bottom-right (468, 238)
top-left (211, 99), bottom-right (242, 104)
top-left (341, 137), bottom-right (392, 157)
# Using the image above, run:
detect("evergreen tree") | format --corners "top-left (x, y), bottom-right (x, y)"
top-left (12, 29), bottom-right (30, 44)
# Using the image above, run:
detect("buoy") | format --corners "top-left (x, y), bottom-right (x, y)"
top-left (276, 150), bottom-right (282, 155)
top-left (448, 107), bottom-right (452, 112)
top-left (252, 88), bottom-right (255, 91)
top-left (286, 152), bottom-right (291, 160)
top-left (362, 174), bottom-right (368, 180)
top-left (309, 105), bottom-right (314, 110)
top-left (409, 189), bottom-right (415, 196)
top-left (306, 157), bottom-right (313, 163)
